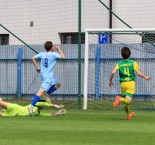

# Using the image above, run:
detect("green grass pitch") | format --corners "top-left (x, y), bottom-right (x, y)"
top-left (0, 110), bottom-right (155, 145)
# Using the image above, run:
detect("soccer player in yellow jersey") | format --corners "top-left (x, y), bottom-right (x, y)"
top-left (109, 47), bottom-right (150, 120)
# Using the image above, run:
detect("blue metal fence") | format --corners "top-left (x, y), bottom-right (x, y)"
top-left (0, 43), bottom-right (155, 101)
top-left (0, 44), bottom-right (84, 100)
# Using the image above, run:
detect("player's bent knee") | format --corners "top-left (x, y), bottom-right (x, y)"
top-left (127, 97), bottom-right (132, 104)
top-left (56, 83), bottom-right (61, 88)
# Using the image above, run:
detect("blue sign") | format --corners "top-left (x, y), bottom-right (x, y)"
top-left (98, 33), bottom-right (108, 44)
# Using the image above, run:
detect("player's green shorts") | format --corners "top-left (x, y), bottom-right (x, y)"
top-left (2, 103), bottom-right (19, 116)
top-left (120, 81), bottom-right (135, 97)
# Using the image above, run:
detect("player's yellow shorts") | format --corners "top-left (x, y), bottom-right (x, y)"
top-left (120, 81), bottom-right (136, 97)
top-left (2, 103), bottom-right (19, 116)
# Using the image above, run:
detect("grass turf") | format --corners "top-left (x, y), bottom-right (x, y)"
top-left (0, 110), bottom-right (155, 145)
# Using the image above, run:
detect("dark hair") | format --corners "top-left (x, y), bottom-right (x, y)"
top-left (38, 100), bottom-right (46, 102)
top-left (44, 41), bottom-right (53, 51)
top-left (121, 47), bottom-right (131, 59)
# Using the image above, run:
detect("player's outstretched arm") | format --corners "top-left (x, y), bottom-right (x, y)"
top-left (52, 109), bottom-right (66, 116)
top-left (109, 69), bottom-right (117, 87)
top-left (54, 46), bottom-right (65, 59)
top-left (135, 70), bottom-right (150, 80)
top-left (36, 102), bottom-right (64, 109)
top-left (32, 56), bottom-right (40, 73)
top-left (36, 110), bottom-right (66, 116)
top-left (51, 104), bottom-right (64, 109)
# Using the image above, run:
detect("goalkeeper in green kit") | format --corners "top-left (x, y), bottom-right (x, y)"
top-left (0, 98), bottom-right (66, 117)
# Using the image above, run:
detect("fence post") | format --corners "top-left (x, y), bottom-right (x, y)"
top-left (17, 48), bottom-right (22, 98)
top-left (78, 0), bottom-right (82, 108)
top-left (95, 47), bottom-right (101, 99)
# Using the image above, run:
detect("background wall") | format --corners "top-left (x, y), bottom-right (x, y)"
top-left (0, 43), bottom-right (154, 100)
top-left (0, 0), bottom-right (109, 44)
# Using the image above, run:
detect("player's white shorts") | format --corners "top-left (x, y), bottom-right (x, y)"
top-left (40, 77), bottom-right (59, 91)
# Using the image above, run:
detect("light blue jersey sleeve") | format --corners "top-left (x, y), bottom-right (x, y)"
top-left (52, 52), bottom-right (62, 59)
top-left (34, 52), bottom-right (42, 60)
top-left (34, 52), bottom-right (61, 60)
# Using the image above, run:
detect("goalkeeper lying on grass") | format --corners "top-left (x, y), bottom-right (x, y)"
top-left (0, 98), bottom-right (66, 117)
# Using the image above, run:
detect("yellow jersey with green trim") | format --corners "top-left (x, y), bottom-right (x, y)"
top-left (114, 59), bottom-right (140, 82)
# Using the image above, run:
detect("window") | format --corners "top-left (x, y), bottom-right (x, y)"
top-left (0, 34), bottom-right (9, 45)
top-left (59, 32), bottom-right (85, 44)
top-left (142, 33), bottom-right (155, 43)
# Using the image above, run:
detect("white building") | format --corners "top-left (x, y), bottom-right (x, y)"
top-left (0, 0), bottom-right (155, 45)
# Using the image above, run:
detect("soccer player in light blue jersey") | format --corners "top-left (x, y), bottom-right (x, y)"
top-left (28, 41), bottom-right (65, 115)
